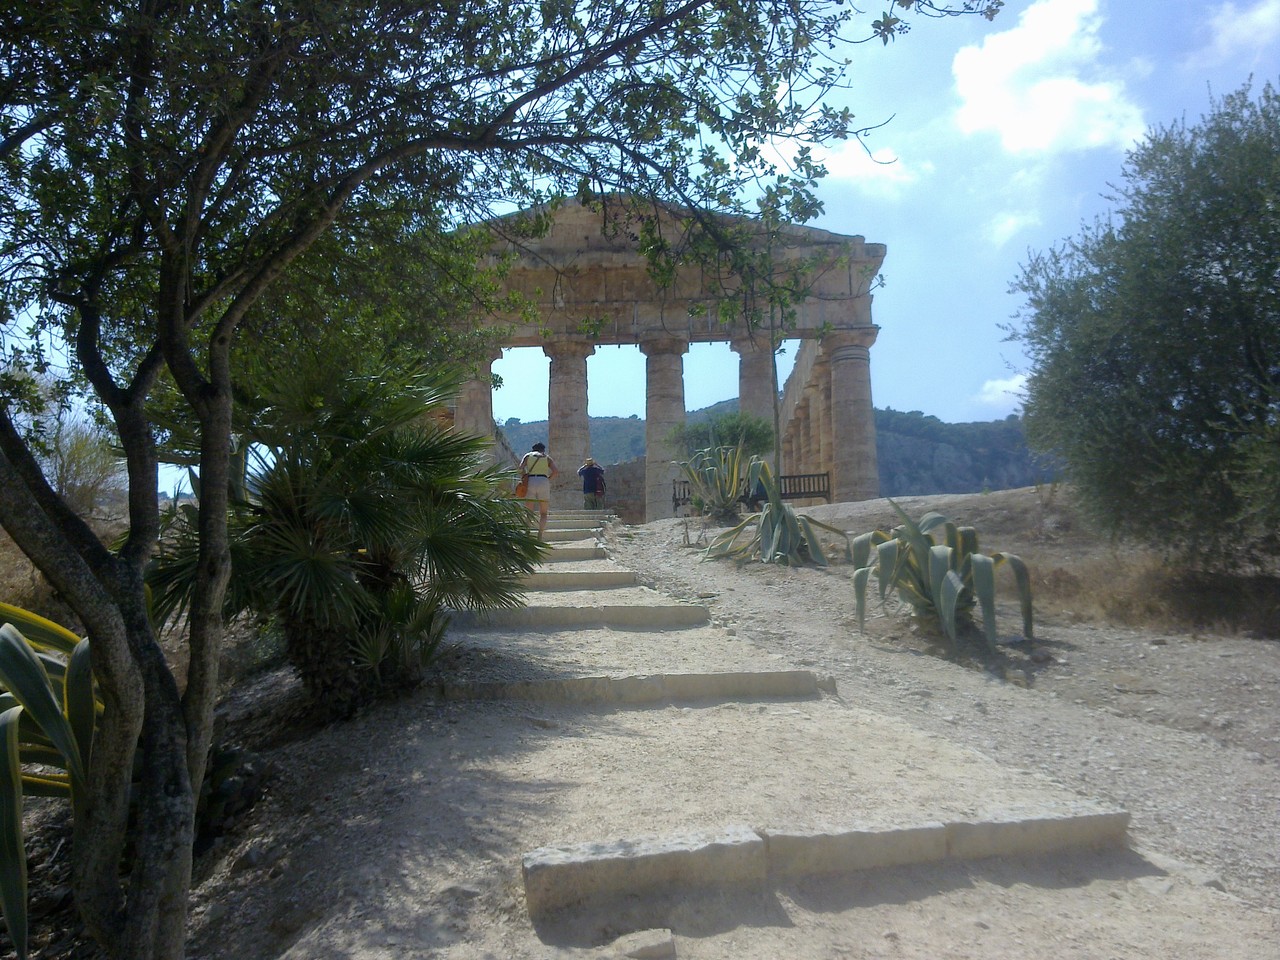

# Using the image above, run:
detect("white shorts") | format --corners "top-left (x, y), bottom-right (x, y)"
top-left (524, 475), bottom-right (551, 503)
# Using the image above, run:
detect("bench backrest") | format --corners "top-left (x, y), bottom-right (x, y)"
top-left (672, 472), bottom-right (831, 507)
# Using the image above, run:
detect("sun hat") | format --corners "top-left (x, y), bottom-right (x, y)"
top-left (583, 457), bottom-right (595, 465)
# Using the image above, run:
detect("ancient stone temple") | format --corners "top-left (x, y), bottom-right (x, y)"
top-left (452, 200), bottom-right (885, 521)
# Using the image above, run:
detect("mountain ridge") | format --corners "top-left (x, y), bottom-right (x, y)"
top-left (497, 401), bottom-right (1055, 497)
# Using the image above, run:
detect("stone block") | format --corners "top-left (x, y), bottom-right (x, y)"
top-left (610, 928), bottom-right (676, 959)
top-left (946, 808), bottom-right (1130, 860)
top-left (661, 671), bottom-right (819, 702)
top-left (609, 675), bottom-right (666, 704)
top-left (522, 825), bottom-right (766, 917)
top-left (761, 822), bottom-right (948, 878)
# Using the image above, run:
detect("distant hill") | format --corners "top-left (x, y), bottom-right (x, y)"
top-left (499, 415), bottom-right (646, 467)
top-left (874, 408), bottom-right (1056, 495)
top-left (496, 403), bottom-right (1056, 496)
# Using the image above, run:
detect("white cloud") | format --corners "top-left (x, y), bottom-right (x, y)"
top-left (952, 0), bottom-right (1145, 155)
top-left (1198, 0), bottom-right (1280, 66)
top-left (975, 373), bottom-right (1028, 409)
top-left (986, 210), bottom-right (1041, 248)
top-left (816, 138), bottom-right (933, 199)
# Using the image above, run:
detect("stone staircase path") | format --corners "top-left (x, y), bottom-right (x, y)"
top-left (441, 512), bottom-right (1129, 930)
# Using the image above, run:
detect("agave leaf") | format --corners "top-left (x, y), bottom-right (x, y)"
top-left (17, 744), bottom-right (65, 766)
top-left (969, 552), bottom-right (998, 645)
top-left (928, 545), bottom-right (953, 621)
top-left (942, 521), bottom-right (961, 564)
top-left (888, 501), bottom-right (937, 580)
top-left (874, 539), bottom-right (900, 603)
top-left (0, 705), bottom-right (28, 960)
top-left (65, 639), bottom-right (96, 783)
top-left (993, 552), bottom-right (1035, 639)
top-left (782, 510), bottom-right (805, 560)
top-left (17, 773), bottom-right (72, 799)
top-left (852, 565), bottom-right (873, 631)
top-left (915, 511), bottom-right (950, 536)
top-left (0, 604), bottom-right (80, 657)
top-left (704, 513), bottom-right (758, 559)
top-left (851, 531), bottom-right (882, 570)
top-left (957, 526), bottom-right (979, 563)
top-left (0, 626), bottom-right (86, 789)
top-left (938, 568), bottom-right (965, 642)
top-left (798, 515), bottom-right (851, 560)
top-left (795, 516), bottom-right (829, 567)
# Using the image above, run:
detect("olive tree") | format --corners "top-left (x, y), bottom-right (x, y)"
top-left (1011, 80), bottom-right (1280, 566)
top-left (0, 2), bottom-right (1003, 957)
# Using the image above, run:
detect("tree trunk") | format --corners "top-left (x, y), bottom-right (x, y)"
top-left (286, 618), bottom-right (368, 720)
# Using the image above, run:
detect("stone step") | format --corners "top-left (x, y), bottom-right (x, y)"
top-left (540, 544), bottom-right (607, 562)
top-left (505, 700), bottom-right (1131, 917)
top-left (542, 527), bottom-right (600, 542)
top-left (431, 669), bottom-right (820, 706)
top-left (545, 517), bottom-right (603, 531)
top-left (523, 809), bottom-right (1131, 917)
top-left (452, 600), bottom-right (708, 630)
top-left (522, 567), bottom-right (637, 590)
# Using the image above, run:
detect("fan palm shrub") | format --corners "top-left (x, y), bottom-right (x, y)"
top-left (0, 604), bottom-right (97, 960)
top-left (852, 500), bottom-right (1034, 644)
top-left (148, 360), bottom-right (544, 719)
top-left (704, 459), bottom-right (850, 566)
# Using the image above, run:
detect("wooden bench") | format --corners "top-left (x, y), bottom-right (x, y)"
top-left (671, 472), bottom-right (832, 512)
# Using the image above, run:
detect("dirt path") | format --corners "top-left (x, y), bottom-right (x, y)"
top-left (181, 492), bottom-right (1280, 959)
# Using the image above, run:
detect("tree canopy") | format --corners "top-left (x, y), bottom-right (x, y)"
top-left (1011, 79), bottom-right (1280, 565)
top-left (0, 2), bottom-right (1003, 957)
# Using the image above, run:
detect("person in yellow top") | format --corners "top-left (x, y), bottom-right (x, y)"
top-left (518, 441), bottom-right (558, 539)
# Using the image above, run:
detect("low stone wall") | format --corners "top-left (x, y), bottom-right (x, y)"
top-left (588, 456), bottom-right (645, 524)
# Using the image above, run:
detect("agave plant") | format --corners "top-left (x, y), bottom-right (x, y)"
top-left (0, 604), bottom-right (98, 960)
top-left (704, 460), bottom-right (851, 566)
top-left (852, 500), bottom-right (1033, 645)
top-left (676, 444), bottom-right (753, 524)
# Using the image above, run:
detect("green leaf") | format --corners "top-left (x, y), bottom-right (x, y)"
top-left (969, 552), bottom-right (998, 645)
top-left (0, 706), bottom-right (29, 960)
top-left (0, 603), bottom-right (81, 656)
top-left (994, 552), bottom-right (1035, 639)
top-left (0, 626), bottom-right (85, 789)
top-left (928, 545), bottom-right (953, 622)
top-left (64, 639), bottom-right (95, 807)
top-left (852, 565), bottom-right (873, 631)
top-left (938, 569), bottom-right (966, 642)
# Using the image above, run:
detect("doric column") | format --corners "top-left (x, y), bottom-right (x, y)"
top-left (543, 340), bottom-right (595, 500)
top-left (794, 396), bottom-right (812, 473)
top-left (729, 336), bottom-right (775, 423)
top-left (782, 428), bottom-right (796, 474)
top-left (640, 336), bottom-right (689, 521)
top-left (813, 358), bottom-right (832, 480)
top-left (822, 326), bottom-right (880, 502)
top-left (452, 350), bottom-right (501, 453)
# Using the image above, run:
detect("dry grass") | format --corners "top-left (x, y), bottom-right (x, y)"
top-left (809, 486), bottom-right (1280, 642)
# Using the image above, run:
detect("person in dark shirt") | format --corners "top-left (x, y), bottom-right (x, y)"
top-left (577, 457), bottom-right (606, 510)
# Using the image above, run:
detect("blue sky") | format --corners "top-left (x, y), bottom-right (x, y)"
top-left (492, 0), bottom-right (1280, 427)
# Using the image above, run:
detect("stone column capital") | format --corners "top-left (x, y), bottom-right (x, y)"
top-left (728, 335), bottom-right (771, 357)
top-left (542, 339), bottom-right (596, 361)
top-left (820, 325), bottom-right (880, 361)
top-left (638, 336), bottom-right (689, 358)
